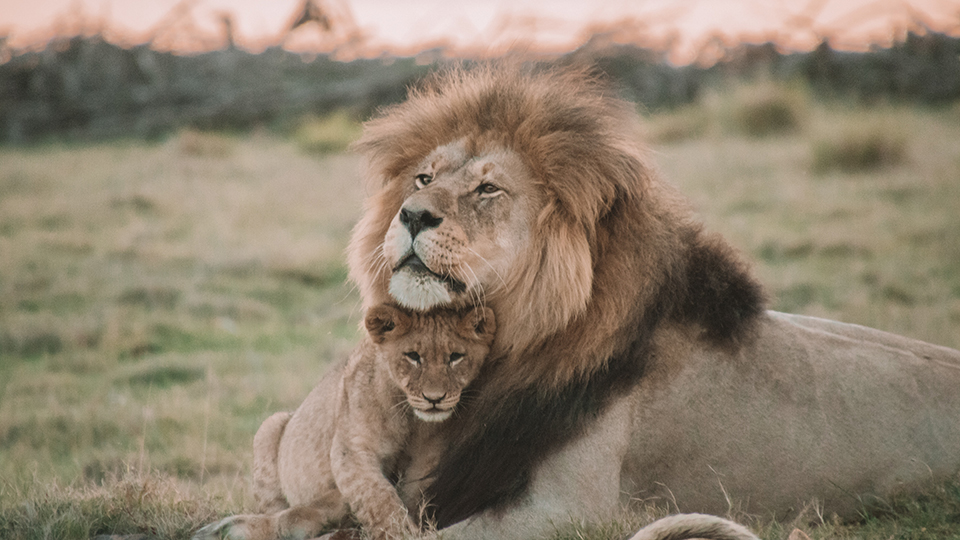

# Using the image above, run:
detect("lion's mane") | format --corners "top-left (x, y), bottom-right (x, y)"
top-left (347, 64), bottom-right (765, 527)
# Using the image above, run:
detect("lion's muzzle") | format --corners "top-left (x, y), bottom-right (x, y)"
top-left (399, 206), bottom-right (443, 239)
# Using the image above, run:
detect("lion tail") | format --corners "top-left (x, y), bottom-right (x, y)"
top-left (628, 513), bottom-right (759, 540)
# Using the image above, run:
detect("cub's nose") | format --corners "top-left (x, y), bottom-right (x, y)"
top-left (399, 207), bottom-right (443, 239)
top-left (422, 391), bottom-right (447, 405)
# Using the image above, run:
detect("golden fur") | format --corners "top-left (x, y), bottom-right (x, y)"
top-left (343, 62), bottom-right (960, 538)
top-left (346, 63), bottom-right (765, 527)
top-left (348, 64), bottom-right (672, 390)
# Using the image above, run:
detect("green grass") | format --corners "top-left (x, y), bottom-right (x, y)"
top-left (0, 126), bottom-right (366, 539)
top-left (1, 91), bottom-right (959, 539)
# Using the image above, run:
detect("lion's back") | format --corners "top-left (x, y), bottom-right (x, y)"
top-left (621, 311), bottom-right (960, 519)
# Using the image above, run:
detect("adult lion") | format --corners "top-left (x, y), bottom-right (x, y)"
top-left (344, 64), bottom-right (960, 539)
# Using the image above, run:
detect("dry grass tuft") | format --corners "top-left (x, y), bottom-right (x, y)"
top-left (812, 131), bottom-right (907, 174)
top-left (727, 83), bottom-right (805, 137)
top-left (0, 471), bottom-right (227, 540)
top-left (645, 105), bottom-right (709, 143)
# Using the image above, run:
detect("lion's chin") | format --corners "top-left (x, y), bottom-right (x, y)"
top-left (413, 408), bottom-right (453, 423)
top-left (389, 268), bottom-right (454, 311)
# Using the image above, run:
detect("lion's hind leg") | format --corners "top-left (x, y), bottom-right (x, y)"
top-left (253, 412), bottom-right (292, 513)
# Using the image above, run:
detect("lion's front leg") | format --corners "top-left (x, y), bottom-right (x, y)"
top-left (192, 506), bottom-right (348, 540)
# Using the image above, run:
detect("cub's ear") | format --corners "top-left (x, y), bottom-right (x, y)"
top-left (458, 307), bottom-right (496, 343)
top-left (365, 304), bottom-right (411, 343)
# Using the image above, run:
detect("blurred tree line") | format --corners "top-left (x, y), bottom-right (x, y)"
top-left (0, 29), bottom-right (958, 145)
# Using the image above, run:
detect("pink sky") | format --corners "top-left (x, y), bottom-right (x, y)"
top-left (1, 0), bottom-right (959, 62)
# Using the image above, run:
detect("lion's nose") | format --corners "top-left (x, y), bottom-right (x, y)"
top-left (400, 207), bottom-right (443, 239)
top-left (422, 391), bottom-right (447, 405)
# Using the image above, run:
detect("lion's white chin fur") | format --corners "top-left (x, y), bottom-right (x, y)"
top-left (389, 268), bottom-right (453, 311)
top-left (414, 408), bottom-right (453, 422)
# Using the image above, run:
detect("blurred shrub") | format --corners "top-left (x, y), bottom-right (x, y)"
top-left (646, 106), bottom-right (709, 144)
top-left (731, 87), bottom-right (803, 137)
top-left (0, 328), bottom-right (64, 358)
top-left (293, 111), bottom-right (362, 155)
top-left (812, 131), bottom-right (906, 174)
top-left (659, 80), bottom-right (810, 141)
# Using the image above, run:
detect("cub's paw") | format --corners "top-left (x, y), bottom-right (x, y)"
top-left (192, 514), bottom-right (272, 540)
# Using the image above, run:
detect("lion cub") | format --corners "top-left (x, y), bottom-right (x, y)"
top-left (331, 304), bottom-right (495, 539)
top-left (194, 304), bottom-right (495, 540)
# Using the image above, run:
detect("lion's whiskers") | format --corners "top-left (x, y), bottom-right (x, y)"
top-left (459, 263), bottom-right (488, 311)
top-left (389, 395), bottom-right (412, 422)
top-left (371, 243), bottom-right (390, 279)
top-left (465, 247), bottom-right (508, 297)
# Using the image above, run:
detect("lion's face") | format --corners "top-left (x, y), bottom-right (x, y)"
top-left (365, 304), bottom-right (496, 422)
top-left (381, 142), bottom-right (541, 311)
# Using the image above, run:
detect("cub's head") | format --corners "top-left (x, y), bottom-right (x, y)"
top-left (364, 304), bottom-right (496, 422)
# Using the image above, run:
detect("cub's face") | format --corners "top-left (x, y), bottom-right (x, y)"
top-left (381, 142), bottom-right (542, 311)
top-left (365, 304), bottom-right (496, 422)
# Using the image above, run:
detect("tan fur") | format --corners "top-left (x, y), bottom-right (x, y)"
top-left (331, 305), bottom-right (494, 540)
top-left (192, 306), bottom-right (495, 540)
top-left (628, 513), bottom-right (759, 540)
top-left (341, 63), bottom-right (960, 540)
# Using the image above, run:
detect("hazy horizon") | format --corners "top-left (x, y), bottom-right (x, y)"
top-left (2, 0), bottom-right (959, 63)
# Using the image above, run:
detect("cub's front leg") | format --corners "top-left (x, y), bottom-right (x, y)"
top-left (330, 431), bottom-right (418, 540)
top-left (192, 505), bottom-right (347, 540)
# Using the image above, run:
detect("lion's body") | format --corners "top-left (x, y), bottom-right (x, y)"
top-left (438, 311), bottom-right (960, 538)
top-left (193, 307), bottom-right (495, 540)
top-left (343, 63), bottom-right (960, 538)
top-left (623, 313), bottom-right (960, 518)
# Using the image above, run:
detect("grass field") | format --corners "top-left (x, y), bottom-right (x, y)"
top-left (1, 81), bottom-right (959, 539)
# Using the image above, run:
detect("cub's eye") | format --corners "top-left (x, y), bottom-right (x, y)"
top-left (476, 183), bottom-right (502, 197)
top-left (414, 174), bottom-right (433, 189)
top-left (448, 352), bottom-right (465, 365)
top-left (404, 351), bottom-right (421, 365)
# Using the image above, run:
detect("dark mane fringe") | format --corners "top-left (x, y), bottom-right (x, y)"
top-left (425, 228), bottom-right (764, 528)
top-left (678, 232), bottom-right (767, 346)
top-left (424, 293), bottom-right (666, 528)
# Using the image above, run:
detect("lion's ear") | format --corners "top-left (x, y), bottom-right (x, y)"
top-left (365, 304), bottom-right (410, 343)
top-left (458, 307), bottom-right (496, 343)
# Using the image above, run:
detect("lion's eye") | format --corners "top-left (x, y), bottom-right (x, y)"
top-left (449, 352), bottom-right (465, 365)
top-left (414, 174), bottom-right (433, 189)
top-left (476, 183), bottom-right (502, 197)
top-left (403, 351), bottom-right (421, 365)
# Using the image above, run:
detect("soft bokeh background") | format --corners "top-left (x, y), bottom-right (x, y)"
top-left (3, 0), bottom-right (960, 58)
top-left (1, 1), bottom-right (960, 539)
